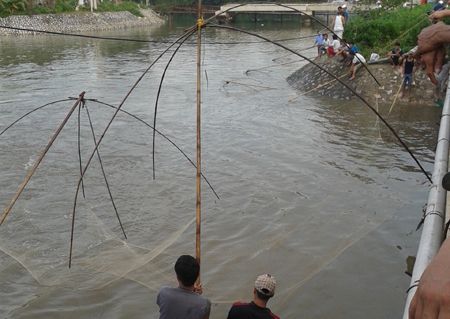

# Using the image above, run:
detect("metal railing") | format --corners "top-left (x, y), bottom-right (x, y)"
top-left (402, 76), bottom-right (450, 318)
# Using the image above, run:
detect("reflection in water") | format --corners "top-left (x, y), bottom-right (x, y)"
top-left (0, 17), bottom-right (442, 319)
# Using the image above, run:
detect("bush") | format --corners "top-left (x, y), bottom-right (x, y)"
top-left (0, 0), bottom-right (26, 16)
top-left (95, 0), bottom-right (143, 17)
top-left (344, 5), bottom-right (431, 57)
top-left (0, 0), bottom-right (142, 16)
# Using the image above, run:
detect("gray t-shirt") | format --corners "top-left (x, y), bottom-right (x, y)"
top-left (157, 287), bottom-right (211, 319)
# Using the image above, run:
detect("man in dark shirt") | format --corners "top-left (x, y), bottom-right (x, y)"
top-left (227, 274), bottom-right (280, 319)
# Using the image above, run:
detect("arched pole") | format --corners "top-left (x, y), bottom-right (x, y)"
top-left (195, 0), bottom-right (204, 282)
top-left (68, 30), bottom-right (196, 268)
top-left (206, 23), bottom-right (432, 184)
top-left (0, 92), bottom-right (85, 225)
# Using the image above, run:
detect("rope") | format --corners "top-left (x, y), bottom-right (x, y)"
top-left (224, 80), bottom-right (278, 90)
top-left (289, 73), bottom-right (348, 102)
top-left (0, 25), bottom-right (316, 45)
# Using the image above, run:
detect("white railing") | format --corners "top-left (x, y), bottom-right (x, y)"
top-left (402, 74), bottom-right (450, 318)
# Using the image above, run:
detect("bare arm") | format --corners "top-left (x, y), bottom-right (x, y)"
top-left (430, 9), bottom-right (450, 20)
top-left (409, 238), bottom-right (450, 318)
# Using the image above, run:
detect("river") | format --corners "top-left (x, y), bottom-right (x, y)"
top-left (0, 16), bottom-right (441, 319)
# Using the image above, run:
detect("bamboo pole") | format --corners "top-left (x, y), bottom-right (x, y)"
top-left (387, 83), bottom-right (403, 115)
top-left (0, 92), bottom-right (85, 226)
top-left (77, 104), bottom-right (86, 198)
top-left (195, 0), bottom-right (203, 280)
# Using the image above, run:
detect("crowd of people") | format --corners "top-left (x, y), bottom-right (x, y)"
top-left (314, 29), bottom-right (367, 81)
top-left (314, 4), bottom-right (420, 97)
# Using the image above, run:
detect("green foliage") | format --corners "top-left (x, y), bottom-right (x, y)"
top-left (54, 0), bottom-right (77, 12)
top-left (344, 5), bottom-right (431, 57)
top-left (95, 0), bottom-right (144, 17)
top-left (0, 0), bottom-right (26, 15)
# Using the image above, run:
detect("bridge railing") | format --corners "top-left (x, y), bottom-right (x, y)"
top-left (402, 73), bottom-right (450, 318)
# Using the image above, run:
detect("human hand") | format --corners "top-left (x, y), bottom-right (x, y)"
top-left (416, 22), bottom-right (450, 84)
top-left (430, 9), bottom-right (450, 20)
top-left (409, 239), bottom-right (450, 318)
top-left (193, 283), bottom-right (203, 295)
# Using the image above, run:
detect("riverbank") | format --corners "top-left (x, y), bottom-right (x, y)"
top-left (0, 9), bottom-right (164, 35)
top-left (287, 56), bottom-right (437, 106)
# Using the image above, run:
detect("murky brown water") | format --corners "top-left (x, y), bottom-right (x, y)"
top-left (0, 17), bottom-right (441, 319)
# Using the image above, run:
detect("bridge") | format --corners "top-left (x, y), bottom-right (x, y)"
top-left (214, 3), bottom-right (369, 23)
top-left (217, 2), bottom-right (356, 15)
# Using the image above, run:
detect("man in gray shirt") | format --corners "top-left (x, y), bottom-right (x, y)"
top-left (157, 255), bottom-right (211, 319)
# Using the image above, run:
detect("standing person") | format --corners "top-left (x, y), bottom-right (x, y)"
top-left (342, 4), bottom-right (349, 23)
top-left (331, 8), bottom-right (345, 39)
top-left (400, 54), bottom-right (415, 98)
top-left (227, 274), bottom-right (279, 319)
top-left (157, 255), bottom-right (211, 319)
top-left (314, 31), bottom-right (324, 57)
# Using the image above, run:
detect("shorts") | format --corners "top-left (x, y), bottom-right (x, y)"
top-left (327, 47), bottom-right (335, 57)
top-left (403, 73), bottom-right (412, 86)
top-left (392, 56), bottom-right (400, 65)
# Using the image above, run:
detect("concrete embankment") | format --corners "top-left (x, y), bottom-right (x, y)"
top-left (0, 9), bottom-right (164, 35)
top-left (287, 56), bottom-right (437, 106)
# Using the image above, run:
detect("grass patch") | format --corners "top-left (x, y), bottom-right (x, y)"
top-left (344, 5), bottom-right (432, 57)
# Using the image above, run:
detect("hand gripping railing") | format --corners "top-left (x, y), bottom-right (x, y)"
top-left (402, 73), bottom-right (450, 318)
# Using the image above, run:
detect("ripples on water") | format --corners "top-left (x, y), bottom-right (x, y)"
top-left (0, 18), bottom-right (442, 319)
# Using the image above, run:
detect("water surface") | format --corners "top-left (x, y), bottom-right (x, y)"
top-left (0, 18), bottom-right (441, 318)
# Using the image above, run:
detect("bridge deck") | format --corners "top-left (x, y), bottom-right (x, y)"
top-left (216, 3), bottom-right (366, 15)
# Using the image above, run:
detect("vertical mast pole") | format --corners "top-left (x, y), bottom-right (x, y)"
top-left (195, 0), bottom-right (203, 281)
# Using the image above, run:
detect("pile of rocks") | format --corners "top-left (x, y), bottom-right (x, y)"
top-left (0, 9), bottom-right (164, 35)
top-left (287, 56), bottom-right (436, 106)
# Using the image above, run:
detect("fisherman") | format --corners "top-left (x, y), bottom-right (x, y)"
top-left (227, 274), bottom-right (279, 319)
top-left (314, 31), bottom-right (325, 57)
top-left (387, 42), bottom-right (404, 73)
top-left (400, 53), bottom-right (416, 98)
top-left (157, 255), bottom-right (211, 319)
top-left (349, 52), bottom-right (366, 80)
top-left (328, 34), bottom-right (341, 57)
